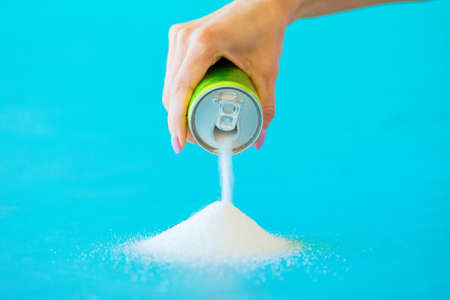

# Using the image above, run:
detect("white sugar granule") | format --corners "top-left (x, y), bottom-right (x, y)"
top-left (130, 201), bottom-right (294, 263)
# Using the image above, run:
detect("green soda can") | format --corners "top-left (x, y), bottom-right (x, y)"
top-left (187, 59), bottom-right (263, 155)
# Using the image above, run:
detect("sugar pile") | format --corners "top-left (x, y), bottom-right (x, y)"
top-left (128, 135), bottom-right (295, 263)
top-left (131, 200), bottom-right (293, 263)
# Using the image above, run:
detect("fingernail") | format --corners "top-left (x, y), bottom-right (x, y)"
top-left (254, 129), bottom-right (267, 150)
top-left (171, 135), bottom-right (181, 154)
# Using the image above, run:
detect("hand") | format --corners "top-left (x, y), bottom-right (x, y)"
top-left (162, 0), bottom-right (289, 153)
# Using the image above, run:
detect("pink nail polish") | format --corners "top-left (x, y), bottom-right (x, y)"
top-left (171, 135), bottom-right (181, 154)
top-left (254, 129), bottom-right (267, 150)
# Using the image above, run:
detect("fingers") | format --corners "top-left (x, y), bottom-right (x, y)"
top-left (250, 64), bottom-right (278, 149)
top-left (163, 23), bottom-right (195, 112)
top-left (163, 24), bottom-right (216, 152)
top-left (186, 130), bottom-right (196, 144)
top-left (252, 72), bottom-right (277, 128)
top-left (254, 128), bottom-right (267, 150)
top-left (162, 25), bottom-right (180, 111)
top-left (166, 42), bottom-right (216, 151)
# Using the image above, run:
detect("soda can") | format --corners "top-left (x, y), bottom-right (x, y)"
top-left (187, 59), bottom-right (263, 155)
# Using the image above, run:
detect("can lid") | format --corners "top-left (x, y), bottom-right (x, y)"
top-left (190, 86), bottom-right (263, 155)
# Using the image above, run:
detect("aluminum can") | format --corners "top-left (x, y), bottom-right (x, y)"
top-left (187, 59), bottom-right (263, 155)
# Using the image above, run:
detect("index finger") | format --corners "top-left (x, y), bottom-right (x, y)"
top-left (167, 50), bottom-right (217, 151)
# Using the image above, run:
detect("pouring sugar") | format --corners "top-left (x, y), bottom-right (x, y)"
top-left (127, 135), bottom-right (296, 263)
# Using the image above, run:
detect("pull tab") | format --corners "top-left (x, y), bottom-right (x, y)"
top-left (215, 91), bottom-right (242, 131)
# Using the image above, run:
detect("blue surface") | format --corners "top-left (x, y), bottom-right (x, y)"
top-left (1, 1), bottom-right (449, 299)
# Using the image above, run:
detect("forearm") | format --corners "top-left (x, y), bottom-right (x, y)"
top-left (273, 0), bottom-right (414, 24)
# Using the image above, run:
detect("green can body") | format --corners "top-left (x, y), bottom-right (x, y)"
top-left (187, 59), bottom-right (263, 155)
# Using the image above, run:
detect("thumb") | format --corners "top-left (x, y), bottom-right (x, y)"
top-left (251, 72), bottom-right (276, 129)
top-left (250, 71), bottom-right (277, 150)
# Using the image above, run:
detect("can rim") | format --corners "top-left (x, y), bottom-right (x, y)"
top-left (189, 85), bottom-right (263, 155)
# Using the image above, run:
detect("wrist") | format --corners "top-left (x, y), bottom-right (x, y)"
top-left (265, 0), bottom-right (305, 25)
top-left (233, 0), bottom-right (300, 29)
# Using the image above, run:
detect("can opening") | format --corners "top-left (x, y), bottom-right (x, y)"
top-left (214, 126), bottom-right (238, 145)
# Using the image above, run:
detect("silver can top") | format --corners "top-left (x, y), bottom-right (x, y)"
top-left (190, 86), bottom-right (263, 155)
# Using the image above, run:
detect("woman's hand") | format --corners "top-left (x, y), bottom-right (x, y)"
top-left (162, 0), bottom-right (290, 153)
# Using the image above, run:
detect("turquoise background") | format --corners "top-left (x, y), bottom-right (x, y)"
top-left (1, 0), bottom-right (449, 299)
